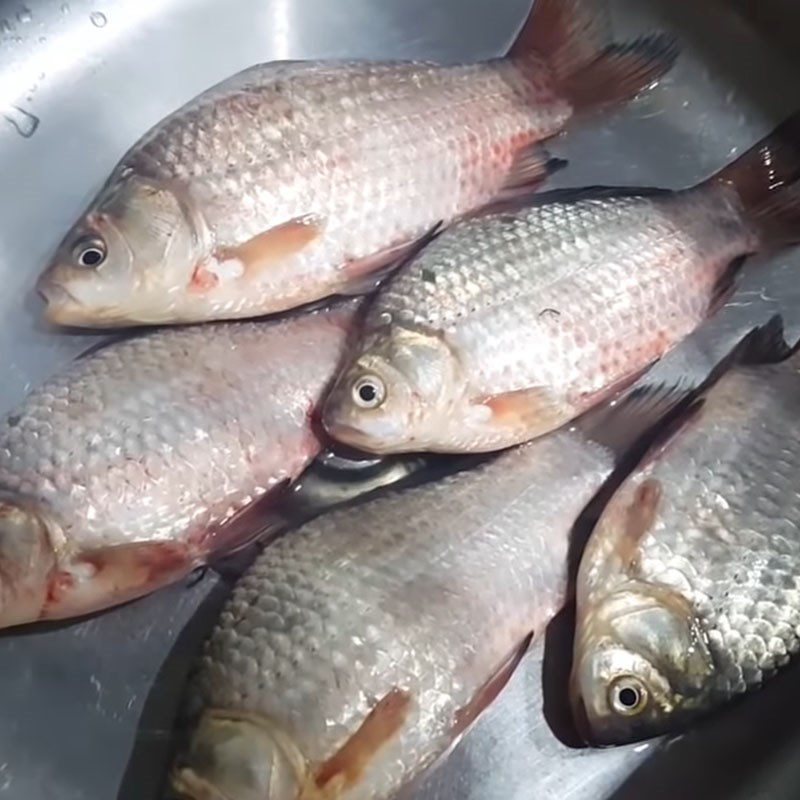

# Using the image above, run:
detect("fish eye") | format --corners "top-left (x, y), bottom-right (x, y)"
top-left (608, 677), bottom-right (648, 716)
top-left (72, 236), bottom-right (107, 269)
top-left (352, 375), bottom-right (386, 409)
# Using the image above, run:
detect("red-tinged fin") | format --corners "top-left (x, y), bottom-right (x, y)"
top-left (476, 385), bottom-right (572, 436)
top-left (499, 145), bottom-right (568, 196)
top-left (215, 214), bottom-right (326, 281)
top-left (509, 0), bottom-right (611, 77)
top-left (560, 35), bottom-right (679, 114)
top-left (339, 222), bottom-right (444, 294)
top-left (508, 0), bottom-right (678, 113)
top-left (42, 541), bottom-right (191, 620)
top-left (706, 111), bottom-right (800, 248)
top-left (452, 633), bottom-right (533, 739)
top-left (203, 479), bottom-right (294, 560)
top-left (616, 478), bottom-right (662, 568)
top-left (313, 688), bottom-right (412, 794)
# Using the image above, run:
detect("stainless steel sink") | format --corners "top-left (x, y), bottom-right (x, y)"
top-left (2, 1), bottom-right (800, 798)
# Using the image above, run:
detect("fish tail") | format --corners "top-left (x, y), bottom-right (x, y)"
top-left (707, 111), bottom-right (800, 247)
top-left (509, 0), bottom-right (678, 113)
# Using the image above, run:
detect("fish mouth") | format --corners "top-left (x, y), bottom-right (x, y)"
top-left (323, 419), bottom-right (394, 455)
top-left (37, 279), bottom-right (86, 324)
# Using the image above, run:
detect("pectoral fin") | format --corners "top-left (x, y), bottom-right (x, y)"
top-left (216, 215), bottom-right (326, 281)
top-left (477, 386), bottom-right (571, 436)
top-left (43, 541), bottom-right (191, 620)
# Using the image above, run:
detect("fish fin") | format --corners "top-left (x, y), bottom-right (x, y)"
top-left (616, 478), bottom-right (662, 568)
top-left (452, 633), bottom-right (533, 739)
top-left (204, 479), bottom-right (294, 570)
top-left (214, 215), bottom-right (325, 281)
top-left (706, 111), bottom-right (800, 247)
top-left (42, 541), bottom-right (191, 620)
top-left (508, 0), bottom-right (678, 112)
top-left (313, 688), bottom-right (412, 793)
top-left (576, 382), bottom-right (697, 463)
top-left (508, 0), bottom-right (611, 75)
top-left (338, 223), bottom-right (444, 294)
top-left (559, 35), bottom-right (679, 114)
top-left (577, 365), bottom-right (654, 410)
top-left (499, 145), bottom-right (568, 195)
top-left (476, 385), bottom-right (572, 435)
top-left (703, 315), bottom-right (793, 382)
top-left (707, 256), bottom-right (746, 318)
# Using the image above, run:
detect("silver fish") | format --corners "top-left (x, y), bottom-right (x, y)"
top-left (322, 114), bottom-right (800, 455)
top-left (571, 320), bottom-right (800, 745)
top-left (36, 0), bottom-right (675, 327)
top-left (0, 304), bottom-right (355, 628)
top-left (169, 387), bottom-right (681, 800)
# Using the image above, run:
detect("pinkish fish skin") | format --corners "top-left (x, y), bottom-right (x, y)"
top-left (36, 0), bottom-right (676, 327)
top-left (171, 425), bottom-right (616, 800)
top-left (322, 114), bottom-right (800, 455)
top-left (0, 304), bottom-right (355, 628)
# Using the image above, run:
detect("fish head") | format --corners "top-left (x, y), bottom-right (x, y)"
top-left (323, 327), bottom-right (462, 454)
top-left (171, 712), bottom-right (305, 800)
top-left (571, 581), bottom-right (716, 745)
top-left (38, 173), bottom-right (202, 326)
top-left (0, 495), bottom-right (56, 628)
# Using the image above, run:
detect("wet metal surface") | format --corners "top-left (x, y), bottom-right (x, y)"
top-left (1, 0), bottom-right (800, 798)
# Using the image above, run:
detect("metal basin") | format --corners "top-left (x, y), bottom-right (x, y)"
top-left (1, 0), bottom-right (800, 798)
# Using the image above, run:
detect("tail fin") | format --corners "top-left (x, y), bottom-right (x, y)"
top-left (509, 0), bottom-right (678, 113)
top-left (706, 111), bottom-right (800, 248)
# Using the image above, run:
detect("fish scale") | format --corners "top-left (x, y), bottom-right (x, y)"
top-left (174, 425), bottom-right (616, 800)
top-left (130, 59), bottom-right (562, 255)
top-left (573, 350), bottom-right (800, 743)
top-left (0, 304), bottom-right (355, 627)
top-left (325, 181), bottom-right (758, 455)
top-left (37, 1), bottom-right (679, 326)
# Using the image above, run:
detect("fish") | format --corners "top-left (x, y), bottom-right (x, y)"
top-left (322, 113), bottom-right (800, 455)
top-left (0, 304), bottom-right (355, 628)
top-left (168, 385), bottom-right (685, 800)
top-left (570, 319), bottom-right (800, 745)
top-left (36, 0), bottom-right (677, 327)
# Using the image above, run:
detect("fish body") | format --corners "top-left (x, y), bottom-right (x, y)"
top-left (36, 1), bottom-right (676, 326)
top-left (171, 424), bottom-right (618, 800)
top-left (0, 305), bottom-right (354, 627)
top-left (323, 115), bottom-right (800, 454)
top-left (572, 335), bottom-right (800, 744)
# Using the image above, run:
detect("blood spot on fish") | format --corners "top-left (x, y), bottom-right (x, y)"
top-left (313, 688), bottom-right (411, 792)
top-left (619, 479), bottom-right (662, 567)
top-left (452, 632), bottom-right (532, 738)
top-left (189, 263), bottom-right (220, 292)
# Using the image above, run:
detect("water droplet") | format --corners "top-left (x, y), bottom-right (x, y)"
top-left (0, 19), bottom-right (12, 34)
top-left (89, 10), bottom-right (106, 27)
top-left (16, 6), bottom-right (31, 23)
top-left (2, 105), bottom-right (39, 137)
top-left (60, 2), bottom-right (70, 13)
